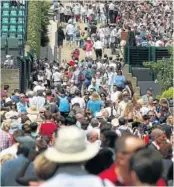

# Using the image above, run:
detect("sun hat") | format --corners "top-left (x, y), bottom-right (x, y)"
top-left (5, 111), bottom-right (19, 119)
top-left (27, 105), bottom-right (39, 115)
top-left (111, 118), bottom-right (119, 127)
top-left (95, 112), bottom-right (103, 119)
top-left (87, 37), bottom-right (91, 40)
top-left (44, 126), bottom-right (99, 163)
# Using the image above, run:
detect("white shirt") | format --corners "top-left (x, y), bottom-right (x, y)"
top-left (71, 96), bottom-right (86, 108)
top-left (109, 3), bottom-right (114, 10)
top-left (33, 85), bottom-right (46, 92)
top-left (52, 72), bottom-right (61, 82)
top-left (66, 24), bottom-right (75, 35)
top-left (0, 144), bottom-right (18, 158)
top-left (45, 69), bottom-right (52, 80)
top-left (110, 91), bottom-right (121, 103)
top-left (93, 41), bottom-right (103, 49)
top-left (31, 96), bottom-right (46, 110)
top-left (105, 107), bottom-right (117, 117)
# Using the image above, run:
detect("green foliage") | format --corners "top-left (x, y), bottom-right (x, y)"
top-left (40, 1), bottom-right (51, 47)
top-left (143, 47), bottom-right (173, 91)
top-left (161, 88), bottom-right (174, 99)
top-left (27, 0), bottom-right (41, 57)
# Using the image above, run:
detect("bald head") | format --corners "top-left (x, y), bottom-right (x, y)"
top-left (115, 135), bottom-right (145, 154)
top-left (151, 128), bottom-right (164, 141)
top-left (86, 130), bottom-right (98, 143)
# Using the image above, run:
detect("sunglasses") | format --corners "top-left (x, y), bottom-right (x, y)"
top-left (153, 103), bottom-right (157, 105)
top-left (20, 97), bottom-right (25, 98)
top-left (40, 111), bottom-right (45, 114)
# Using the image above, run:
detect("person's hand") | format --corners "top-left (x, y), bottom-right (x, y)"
top-left (29, 181), bottom-right (45, 186)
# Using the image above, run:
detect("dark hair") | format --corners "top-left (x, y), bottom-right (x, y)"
top-left (102, 130), bottom-right (118, 149)
top-left (21, 115), bottom-right (30, 124)
top-left (143, 115), bottom-right (150, 121)
top-left (65, 116), bottom-right (77, 126)
top-left (30, 122), bottom-right (38, 132)
top-left (13, 130), bottom-right (25, 143)
top-left (119, 117), bottom-right (127, 126)
top-left (129, 148), bottom-right (163, 184)
top-left (4, 85), bottom-right (9, 90)
top-left (22, 123), bottom-right (31, 134)
top-left (44, 111), bottom-right (52, 120)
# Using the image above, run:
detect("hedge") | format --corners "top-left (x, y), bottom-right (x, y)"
top-left (27, 0), bottom-right (41, 57)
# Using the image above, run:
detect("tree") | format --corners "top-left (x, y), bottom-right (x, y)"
top-left (143, 46), bottom-right (173, 91)
top-left (40, 1), bottom-right (51, 47)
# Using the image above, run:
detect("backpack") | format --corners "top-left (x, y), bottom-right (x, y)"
top-left (58, 97), bottom-right (70, 112)
top-left (85, 71), bottom-right (92, 80)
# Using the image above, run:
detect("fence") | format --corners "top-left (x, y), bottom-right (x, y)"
top-left (124, 46), bottom-right (169, 66)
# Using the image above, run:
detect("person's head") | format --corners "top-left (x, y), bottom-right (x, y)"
top-left (44, 111), bottom-right (52, 121)
top-left (166, 115), bottom-right (174, 126)
top-left (122, 91), bottom-right (129, 102)
top-left (160, 100), bottom-right (169, 111)
top-left (146, 88), bottom-right (152, 96)
top-left (117, 70), bottom-right (122, 76)
top-left (101, 130), bottom-right (118, 148)
top-left (91, 92), bottom-right (100, 101)
top-left (142, 115), bottom-right (150, 125)
top-left (90, 118), bottom-right (99, 128)
top-left (129, 148), bottom-right (163, 186)
top-left (33, 153), bottom-right (57, 180)
top-left (86, 130), bottom-right (99, 143)
top-left (4, 85), bottom-right (9, 91)
top-left (22, 122), bottom-right (31, 134)
top-left (39, 107), bottom-right (47, 119)
top-left (148, 110), bottom-right (155, 122)
top-left (12, 130), bottom-right (25, 144)
top-left (19, 94), bottom-right (25, 103)
top-left (75, 113), bottom-right (84, 124)
top-left (115, 135), bottom-right (145, 172)
top-left (30, 122), bottom-right (38, 133)
top-left (65, 116), bottom-right (77, 126)
top-left (0, 154), bottom-right (16, 166)
top-left (14, 89), bottom-right (20, 95)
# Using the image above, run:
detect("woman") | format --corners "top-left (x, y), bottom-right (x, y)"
top-left (74, 25), bottom-right (81, 47)
top-left (166, 115), bottom-right (174, 126)
top-left (57, 26), bottom-right (65, 48)
top-left (87, 92), bottom-right (104, 116)
top-left (114, 70), bottom-right (126, 89)
top-left (124, 80), bottom-right (134, 98)
top-left (84, 37), bottom-right (93, 57)
top-left (122, 102), bottom-right (134, 121)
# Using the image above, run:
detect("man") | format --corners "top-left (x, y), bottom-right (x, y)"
top-left (99, 135), bottom-right (145, 185)
top-left (33, 80), bottom-right (46, 93)
top-left (71, 90), bottom-right (86, 108)
top-left (142, 88), bottom-right (153, 104)
top-left (66, 20), bottom-right (75, 47)
top-left (45, 66), bottom-right (52, 88)
top-left (16, 94), bottom-right (28, 113)
top-left (31, 91), bottom-right (46, 111)
top-left (129, 148), bottom-right (163, 186)
top-left (52, 69), bottom-right (62, 89)
top-left (40, 126), bottom-right (114, 187)
top-left (71, 66), bottom-right (80, 87)
top-left (75, 113), bottom-right (85, 129)
top-left (86, 130), bottom-right (99, 145)
top-left (11, 89), bottom-right (20, 103)
top-left (110, 85), bottom-right (122, 104)
top-left (88, 78), bottom-right (99, 92)
top-left (0, 130), bottom-right (24, 158)
top-left (1, 136), bottom-right (36, 186)
top-left (40, 111), bottom-right (57, 138)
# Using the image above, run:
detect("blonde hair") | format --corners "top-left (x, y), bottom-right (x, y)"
top-left (33, 153), bottom-right (57, 180)
top-left (124, 103), bottom-right (134, 117)
top-left (91, 92), bottom-right (100, 101)
top-left (2, 120), bottom-right (11, 132)
top-left (166, 115), bottom-right (174, 126)
top-left (0, 154), bottom-right (15, 166)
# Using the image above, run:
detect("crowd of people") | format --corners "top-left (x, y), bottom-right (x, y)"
top-left (56, 0), bottom-right (174, 53)
top-left (0, 0), bottom-right (173, 187)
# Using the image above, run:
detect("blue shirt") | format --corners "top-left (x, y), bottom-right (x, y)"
top-left (114, 75), bottom-right (125, 88)
top-left (87, 100), bottom-right (103, 116)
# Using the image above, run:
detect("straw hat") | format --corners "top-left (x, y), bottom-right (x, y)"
top-left (111, 118), bottom-right (119, 127)
top-left (44, 126), bottom-right (99, 163)
top-left (27, 105), bottom-right (39, 115)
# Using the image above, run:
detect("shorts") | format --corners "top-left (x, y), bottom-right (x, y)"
top-left (85, 51), bottom-right (92, 57)
top-left (67, 34), bottom-right (73, 41)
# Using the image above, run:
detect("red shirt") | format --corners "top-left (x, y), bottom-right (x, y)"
top-left (69, 60), bottom-right (75, 67)
top-left (99, 163), bottom-right (166, 186)
top-left (40, 121), bottom-right (57, 138)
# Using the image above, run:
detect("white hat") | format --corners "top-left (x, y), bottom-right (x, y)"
top-left (95, 112), bottom-right (103, 119)
top-left (44, 126), bottom-right (99, 163)
top-left (111, 118), bottom-right (119, 127)
top-left (87, 37), bottom-right (91, 40)
top-left (5, 111), bottom-right (19, 119)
